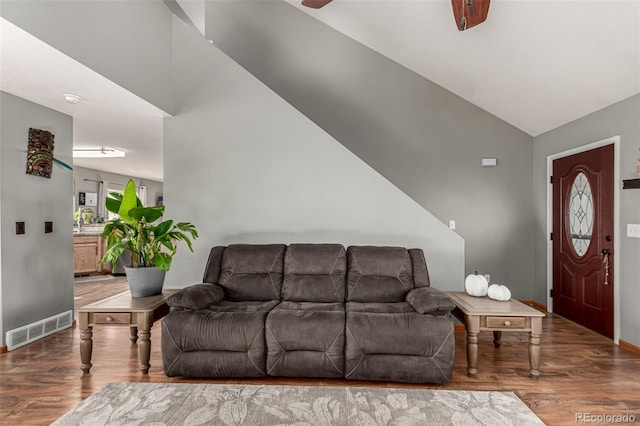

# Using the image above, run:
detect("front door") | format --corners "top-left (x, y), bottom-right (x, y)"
top-left (552, 144), bottom-right (614, 338)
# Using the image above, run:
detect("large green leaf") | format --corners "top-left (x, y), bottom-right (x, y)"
top-left (100, 239), bottom-right (130, 270)
top-left (118, 180), bottom-right (139, 223)
top-left (172, 232), bottom-right (194, 252)
top-left (100, 222), bottom-right (115, 238)
top-left (152, 252), bottom-right (172, 272)
top-left (153, 220), bottom-right (173, 238)
top-left (128, 206), bottom-right (164, 224)
top-left (159, 238), bottom-right (175, 252)
top-left (176, 222), bottom-right (199, 238)
top-left (105, 196), bottom-right (122, 214)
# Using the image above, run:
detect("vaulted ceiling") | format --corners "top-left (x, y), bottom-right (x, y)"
top-left (284, 0), bottom-right (640, 137)
top-left (1, 1), bottom-right (639, 181)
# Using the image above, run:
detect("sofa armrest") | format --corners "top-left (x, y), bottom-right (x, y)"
top-left (167, 284), bottom-right (225, 310)
top-left (406, 287), bottom-right (455, 316)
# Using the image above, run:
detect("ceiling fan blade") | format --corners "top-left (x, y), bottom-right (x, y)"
top-left (302, 0), bottom-right (333, 9)
top-left (451, 0), bottom-right (491, 31)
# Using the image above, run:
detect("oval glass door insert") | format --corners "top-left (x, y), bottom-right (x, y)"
top-left (568, 172), bottom-right (594, 256)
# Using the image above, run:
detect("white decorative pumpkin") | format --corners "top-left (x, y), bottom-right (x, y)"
top-left (464, 273), bottom-right (488, 297)
top-left (488, 284), bottom-right (511, 301)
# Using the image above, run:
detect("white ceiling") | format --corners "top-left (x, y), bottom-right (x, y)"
top-left (2, 1), bottom-right (639, 184)
top-left (0, 18), bottom-right (167, 182)
top-left (285, 0), bottom-right (640, 136)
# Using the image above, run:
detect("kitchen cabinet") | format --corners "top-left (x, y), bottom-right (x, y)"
top-left (73, 235), bottom-right (110, 275)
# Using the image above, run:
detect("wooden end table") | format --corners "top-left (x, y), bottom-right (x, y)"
top-left (446, 291), bottom-right (545, 378)
top-left (78, 290), bottom-right (176, 374)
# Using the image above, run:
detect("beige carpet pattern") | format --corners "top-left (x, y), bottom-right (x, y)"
top-left (52, 382), bottom-right (544, 425)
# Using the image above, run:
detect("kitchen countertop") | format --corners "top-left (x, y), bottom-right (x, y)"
top-left (73, 225), bottom-right (105, 236)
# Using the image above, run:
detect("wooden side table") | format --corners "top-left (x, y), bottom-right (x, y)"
top-left (78, 290), bottom-right (176, 374)
top-left (446, 291), bottom-right (546, 378)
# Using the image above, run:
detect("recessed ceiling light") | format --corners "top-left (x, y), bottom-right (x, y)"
top-left (63, 93), bottom-right (82, 104)
top-left (73, 147), bottom-right (125, 158)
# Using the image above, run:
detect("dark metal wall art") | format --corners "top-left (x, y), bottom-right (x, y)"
top-left (26, 128), bottom-right (55, 178)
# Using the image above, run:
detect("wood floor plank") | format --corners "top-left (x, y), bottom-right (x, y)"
top-left (1, 278), bottom-right (639, 425)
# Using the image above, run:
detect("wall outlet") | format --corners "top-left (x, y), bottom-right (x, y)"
top-left (16, 222), bottom-right (25, 235)
top-left (628, 224), bottom-right (640, 238)
top-left (449, 220), bottom-right (456, 230)
top-left (484, 274), bottom-right (491, 283)
top-left (45, 221), bottom-right (53, 234)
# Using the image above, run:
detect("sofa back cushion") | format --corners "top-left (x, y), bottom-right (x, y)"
top-left (346, 246), bottom-right (413, 302)
top-left (203, 246), bottom-right (226, 284)
top-left (408, 248), bottom-right (431, 288)
top-left (218, 244), bottom-right (286, 301)
top-left (282, 244), bottom-right (346, 302)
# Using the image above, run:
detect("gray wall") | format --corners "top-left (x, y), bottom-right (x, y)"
top-left (0, 0), bottom-right (172, 347)
top-left (0, 0), bottom-right (174, 115)
top-left (0, 92), bottom-right (74, 346)
top-left (73, 166), bottom-right (163, 214)
top-left (204, 1), bottom-right (535, 298)
top-left (0, 0), bottom-right (464, 298)
top-left (533, 94), bottom-right (640, 346)
top-left (164, 17), bottom-right (465, 291)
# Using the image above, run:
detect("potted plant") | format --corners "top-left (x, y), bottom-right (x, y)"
top-left (74, 207), bottom-right (95, 225)
top-left (100, 179), bottom-right (198, 297)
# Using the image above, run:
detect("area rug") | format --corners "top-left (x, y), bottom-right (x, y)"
top-left (52, 382), bottom-right (545, 425)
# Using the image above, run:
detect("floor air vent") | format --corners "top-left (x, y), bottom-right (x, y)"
top-left (5, 310), bottom-right (73, 351)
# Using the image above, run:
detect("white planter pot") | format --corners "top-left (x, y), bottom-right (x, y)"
top-left (124, 266), bottom-right (166, 297)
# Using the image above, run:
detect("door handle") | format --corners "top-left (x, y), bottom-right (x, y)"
top-left (601, 249), bottom-right (611, 285)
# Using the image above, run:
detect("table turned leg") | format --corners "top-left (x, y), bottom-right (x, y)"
top-left (529, 317), bottom-right (542, 377)
top-left (130, 326), bottom-right (139, 343)
top-left (79, 313), bottom-right (93, 374)
top-left (466, 315), bottom-right (480, 377)
top-left (493, 331), bottom-right (503, 348)
top-left (138, 314), bottom-right (152, 374)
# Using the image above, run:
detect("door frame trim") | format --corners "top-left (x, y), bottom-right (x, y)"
top-left (546, 135), bottom-right (620, 343)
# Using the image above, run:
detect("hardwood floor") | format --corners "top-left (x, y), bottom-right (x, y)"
top-left (1, 278), bottom-right (639, 425)
top-left (73, 276), bottom-right (130, 311)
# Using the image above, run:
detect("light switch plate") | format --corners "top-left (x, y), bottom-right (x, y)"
top-left (449, 220), bottom-right (456, 230)
top-left (627, 224), bottom-right (640, 238)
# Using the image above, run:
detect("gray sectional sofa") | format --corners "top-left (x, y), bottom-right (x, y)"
top-left (161, 244), bottom-right (456, 383)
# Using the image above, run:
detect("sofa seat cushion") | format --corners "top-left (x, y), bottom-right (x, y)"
top-left (266, 301), bottom-right (345, 378)
top-left (219, 244), bottom-right (286, 301)
top-left (162, 300), bottom-right (278, 377)
top-left (165, 300), bottom-right (278, 352)
top-left (345, 309), bottom-right (454, 383)
top-left (282, 244), bottom-right (346, 302)
top-left (347, 246), bottom-right (414, 303)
